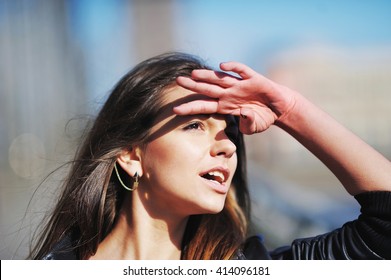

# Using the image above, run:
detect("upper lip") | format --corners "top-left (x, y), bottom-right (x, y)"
top-left (199, 166), bottom-right (230, 184)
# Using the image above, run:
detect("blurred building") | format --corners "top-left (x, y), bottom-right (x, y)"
top-left (0, 0), bottom-right (89, 258)
top-left (245, 45), bottom-right (391, 247)
top-left (0, 0), bottom-right (176, 259)
top-left (1, 0), bottom-right (390, 258)
top-left (247, 45), bottom-right (391, 189)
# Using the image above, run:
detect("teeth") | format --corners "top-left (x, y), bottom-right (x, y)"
top-left (207, 171), bottom-right (225, 183)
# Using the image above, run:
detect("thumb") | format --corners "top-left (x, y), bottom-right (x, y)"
top-left (239, 108), bottom-right (258, 135)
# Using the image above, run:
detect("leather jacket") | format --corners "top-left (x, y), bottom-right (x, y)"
top-left (43, 191), bottom-right (391, 260)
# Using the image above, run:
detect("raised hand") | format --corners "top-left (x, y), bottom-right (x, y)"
top-left (174, 62), bottom-right (297, 134)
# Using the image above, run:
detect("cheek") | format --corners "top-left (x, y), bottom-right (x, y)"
top-left (142, 137), bottom-right (203, 181)
top-left (143, 143), bottom-right (175, 176)
top-left (229, 153), bottom-right (238, 179)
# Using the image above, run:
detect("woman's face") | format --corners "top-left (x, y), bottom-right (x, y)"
top-left (138, 86), bottom-right (238, 218)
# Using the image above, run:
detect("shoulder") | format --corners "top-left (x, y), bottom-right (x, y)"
top-left (234, 235), bottom-right (271, 260)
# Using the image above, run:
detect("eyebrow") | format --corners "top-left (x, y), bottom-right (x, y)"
top-left (153, 93), bottom-right (216, 124)
top-left (146, 114), bottom-right (206, 142)
top-left (146, 113), bottom-right (238, 143)
top-left (146, 91), bottom-right (235, 142)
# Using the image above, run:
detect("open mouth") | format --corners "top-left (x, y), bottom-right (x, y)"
top-left (201, 170), bottom-right (226, 184)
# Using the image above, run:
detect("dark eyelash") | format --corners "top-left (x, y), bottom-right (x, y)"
top-left (183, 121), bottom-right (203, 130)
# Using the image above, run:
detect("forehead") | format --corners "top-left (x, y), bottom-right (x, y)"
top-left (146, 86), bottom-right (237, 142)
top-left (158, 85), bottom-right (236, 122)
top-left (164, 85), bottom-right (192, 100)
top-left (154, 85), bottom-right (213, 123)
top-left (163, 85), bottom-right (207, 107)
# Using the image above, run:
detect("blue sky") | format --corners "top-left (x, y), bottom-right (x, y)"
top-left (175, 0), bottom-right (391, 67)
top-left (64, 0), bottom-right (391, 100)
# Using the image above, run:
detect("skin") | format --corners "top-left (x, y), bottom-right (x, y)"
top-left (90, 86), bottom-right (238, 260)
top-left (91, 61), bottom-right (391, 259)
top-left (174, 61), bottom-right (391, 195)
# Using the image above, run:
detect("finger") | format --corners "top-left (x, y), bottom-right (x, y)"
top-left (176, 76), bottom-right (198, 88)
top-left (173, 99), bottom-right (219, 115)
top-left (176, 76), bottom-right (224, 98)
top-left (191, 69), bottom-right (240, 88)
top-left (220, 62), bottom-right (257, 80)
top-left (238, 108), bottom-right (258, 135)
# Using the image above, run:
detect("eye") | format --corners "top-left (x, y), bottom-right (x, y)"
top-left (183, 121), bottom-right (204, 131)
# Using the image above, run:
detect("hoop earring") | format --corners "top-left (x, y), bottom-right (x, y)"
top-left (114, 163), bottom-right (139, 191)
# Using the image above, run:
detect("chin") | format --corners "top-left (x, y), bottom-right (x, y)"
top-left (208, 208), bottom-right (224, 215)
top-left (198, 202), bottom-right (225, 215)
top-left (186, 195), bottom-right (227, 215)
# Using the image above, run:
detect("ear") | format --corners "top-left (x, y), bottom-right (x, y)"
top-left (116, 147), bottom-right (143, 178)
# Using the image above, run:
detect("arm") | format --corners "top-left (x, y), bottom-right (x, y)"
top-left (175, 62), bottom-right (391, 195)
top-left (275, 90), bottom-right (391, 195)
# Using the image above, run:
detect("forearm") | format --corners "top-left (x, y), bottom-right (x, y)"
top-left (275, 89), bottom-right (391, 195)
top-left (175, 63), bottom-right (391, 195)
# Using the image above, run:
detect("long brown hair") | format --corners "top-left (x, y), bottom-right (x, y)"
top-left (29, 52), bottom-right (250, 260)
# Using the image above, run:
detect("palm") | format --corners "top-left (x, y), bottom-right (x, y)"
top-left (175, 62), bottom-right (294, 134)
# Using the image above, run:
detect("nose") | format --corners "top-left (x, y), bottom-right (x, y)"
top-left (210, 130), bottom-right (237, 158)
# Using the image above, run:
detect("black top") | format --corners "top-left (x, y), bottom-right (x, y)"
top-left (43, 191), bottom-right (391, 260)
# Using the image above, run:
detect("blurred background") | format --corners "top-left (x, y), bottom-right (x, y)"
top-left (1, 0), bottom-right (391, 259)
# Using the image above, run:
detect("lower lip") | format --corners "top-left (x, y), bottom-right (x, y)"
top-left (200, 177), bottom-right (228, 194)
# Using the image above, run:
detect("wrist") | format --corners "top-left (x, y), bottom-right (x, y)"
top-left (272, 85), bottom-right (303, 127)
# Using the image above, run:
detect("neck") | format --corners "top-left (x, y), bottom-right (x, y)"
top-left (90, 192), bottom-right (189, 260)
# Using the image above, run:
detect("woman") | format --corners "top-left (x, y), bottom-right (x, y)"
top-left (30, 52), bottom-right (391, 260)
top-left (30, 52), bottom-right (249, 260)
